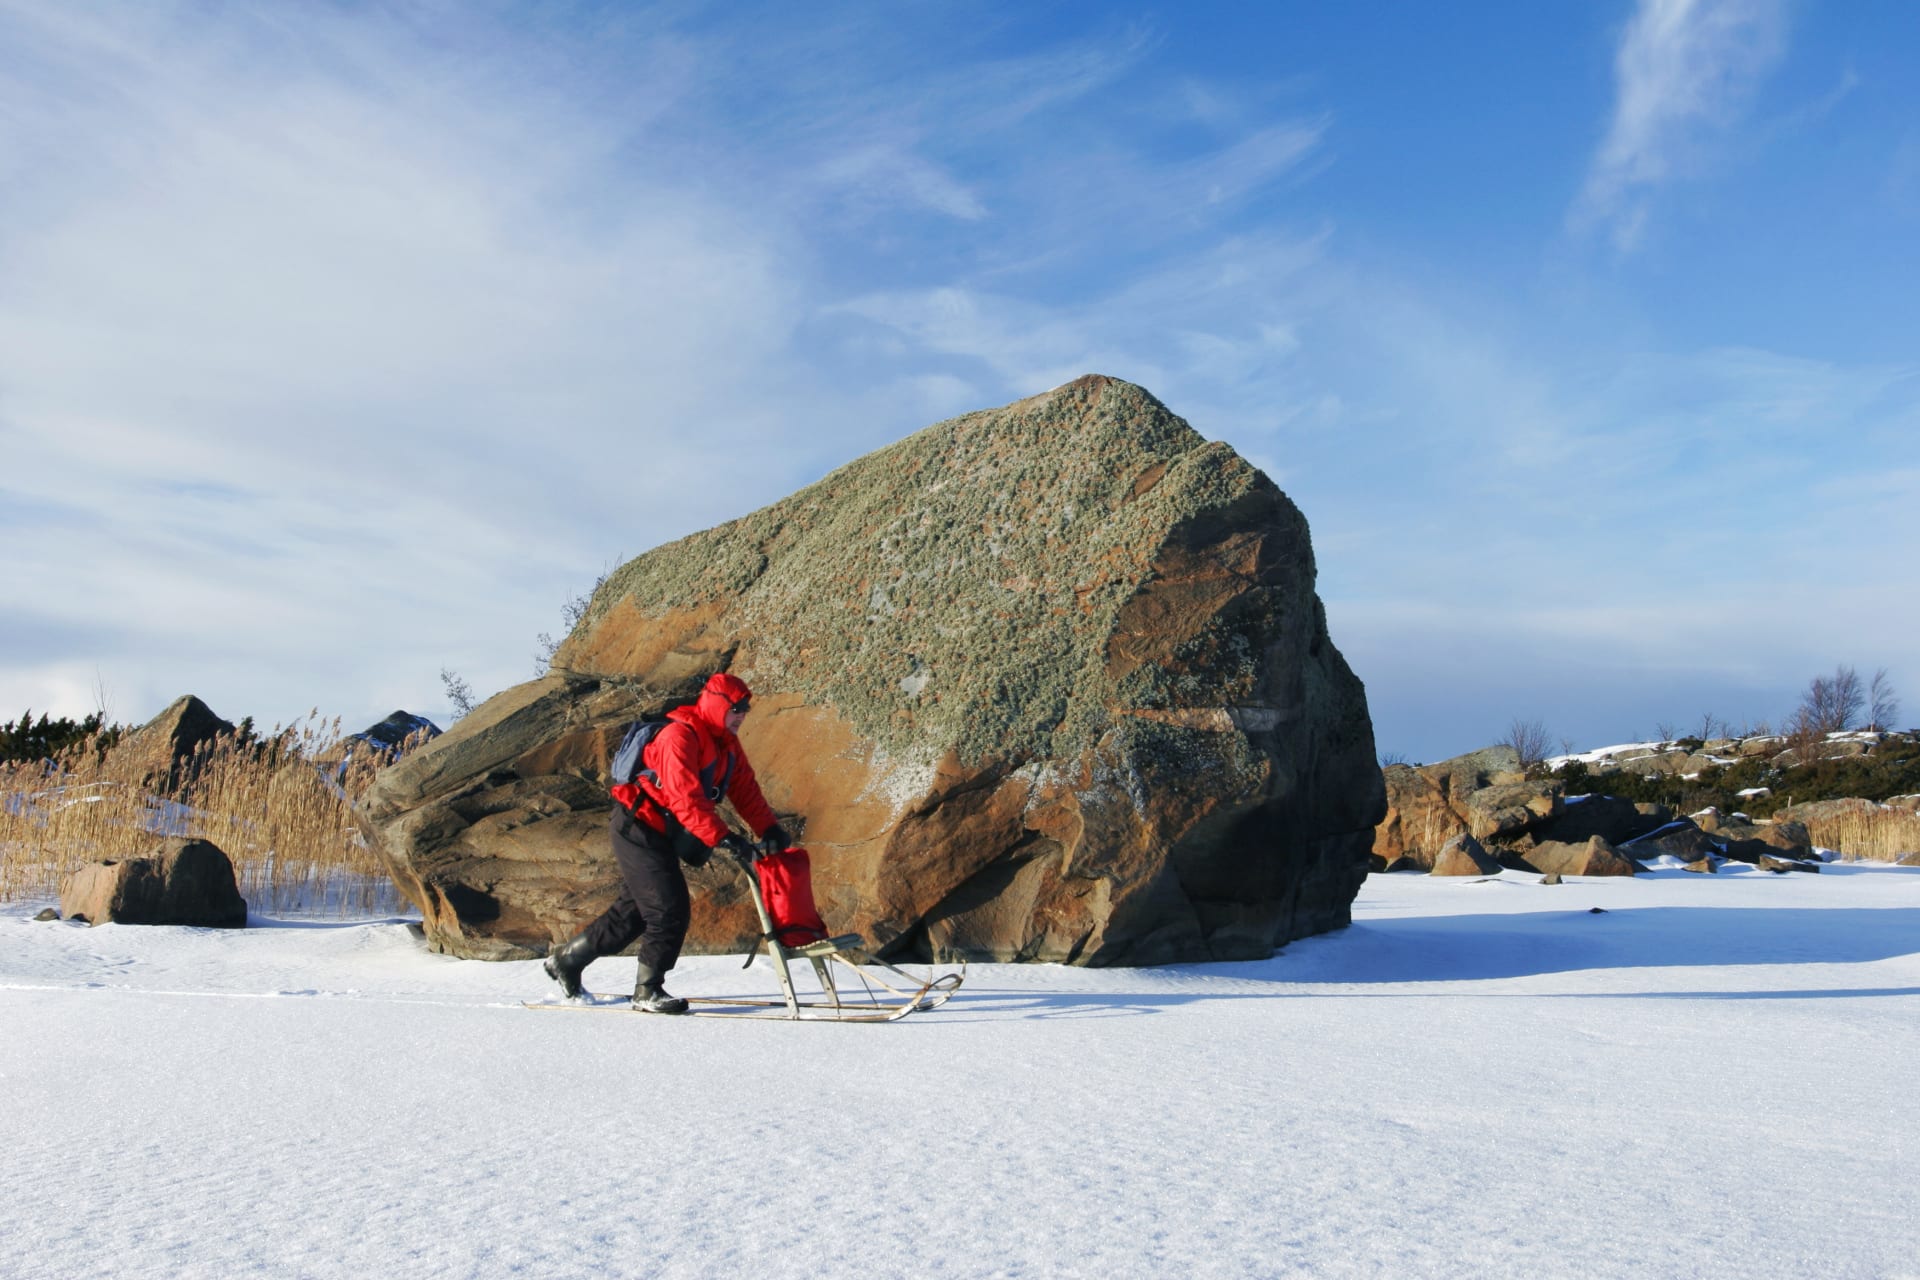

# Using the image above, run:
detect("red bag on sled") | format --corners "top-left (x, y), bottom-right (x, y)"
top-left (756, 848), bottom-right (829, 947)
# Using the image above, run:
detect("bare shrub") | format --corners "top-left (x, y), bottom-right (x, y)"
top-left (1503, 718), bottom-right (1553, 771)
top-left (439, 667), bottom-right (476, 720)
top-left (1869, 668), bottom-right (1899, 732)
top-left (535, 562), bottom-right (621, 675)
top-left (1799, 665), bottom-right (1865, 736)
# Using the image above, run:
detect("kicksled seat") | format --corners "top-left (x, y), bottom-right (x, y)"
top-left (714, 845), bottom-right (964, 1022)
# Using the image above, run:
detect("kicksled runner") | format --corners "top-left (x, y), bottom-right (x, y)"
top-left (526, 843), bottom-right (964, 1023)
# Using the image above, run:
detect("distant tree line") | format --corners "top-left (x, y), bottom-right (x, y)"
top-left (0, 711), bottom-right (122, 766)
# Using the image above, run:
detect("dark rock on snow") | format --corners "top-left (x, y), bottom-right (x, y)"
top-left (352, 711), bottom-right (441, 757)
top-left (1623, 821), bottom-right (1721, 861)
top-left (60, 838), bottom-right (247, 928)
top-left (359, 376), bottom-right (1386, 964)
top-left (1533, 795), bottom-right (1670, 848)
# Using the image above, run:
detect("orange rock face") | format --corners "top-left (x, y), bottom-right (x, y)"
top-left (360, 376), bottom-right (1385, 964)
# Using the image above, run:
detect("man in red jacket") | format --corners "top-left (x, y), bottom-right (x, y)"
top-left (544, 671), bottom-right (793, 1013)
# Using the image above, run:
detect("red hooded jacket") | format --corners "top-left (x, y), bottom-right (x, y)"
top-left (613, 672), bottom-right (777, 848)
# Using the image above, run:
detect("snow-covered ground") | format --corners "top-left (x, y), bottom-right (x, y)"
top-left (6, 865), bottom-right (1919, 1279)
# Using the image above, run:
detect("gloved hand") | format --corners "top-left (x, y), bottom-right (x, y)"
top-left (680, 841), bottom-right (713, 869)
top-left (761, 822), bottom-right (793, 855)
top-left (718, 833), bottom-right (757, 867)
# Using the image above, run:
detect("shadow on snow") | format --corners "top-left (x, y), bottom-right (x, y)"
top-left (931, 904), bottom-right (1920, 1020)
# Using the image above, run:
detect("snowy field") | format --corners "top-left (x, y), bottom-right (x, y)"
top-left (5, 864), bottom-right (1919, 1280)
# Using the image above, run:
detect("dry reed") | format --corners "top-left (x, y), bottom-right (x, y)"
top-left (1795, 803), bottom-right (1920, 865)
top-left (0, 714), bottom-right (416, 916)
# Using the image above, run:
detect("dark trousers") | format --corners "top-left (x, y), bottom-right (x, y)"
top-left (579, 808), bottom-right (692, 974)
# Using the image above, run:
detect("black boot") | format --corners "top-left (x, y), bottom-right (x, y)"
top-left (631, 962), bottom-right (688, 1014)
top-left (543, 933), bottom-right (597, 1000)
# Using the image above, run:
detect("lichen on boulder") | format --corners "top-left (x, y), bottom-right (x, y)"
top-left (362, 375), bottom-right (1386, 965)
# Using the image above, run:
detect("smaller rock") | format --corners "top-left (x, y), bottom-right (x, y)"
top-left (1588, 907), bottom-right (1607, 914)
top-left (1465, 780), bottom-right (1562, 841)
top-left (352, 710), bottom-right (443, 757)
top-left (60, 838), bottom-right (248, 928)
top-left (1431, 833), bottom-right (1504, 877)
top-left (1525, 834), bottom-right (1639, 878)
top-left (1540, 872), bottom-right (1563, 885)
top-left (1756, 820), bottom-right (1813, 855)
top-left (1679, 858), bottom-right (1718, 875)
top-left (1624, 820), bottom-right (1716, 861)
top-left (1758, 854), bottom-right (1820, 875)
top-left (33, 907), bottom-right (60, 921)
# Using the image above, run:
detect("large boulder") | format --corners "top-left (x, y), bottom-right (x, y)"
top-left (360, 376), bottom-right (1386, 965)
top-left (60, 838), bottom-right (247, 927)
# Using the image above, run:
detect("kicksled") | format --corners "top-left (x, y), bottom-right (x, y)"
top-left (526, 844), bottom-right (964, 1023)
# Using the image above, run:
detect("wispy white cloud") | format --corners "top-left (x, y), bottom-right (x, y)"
top-left (1573, 0), bottom-right (1789, 250)
top-left (2, 1), bottom-right (1909, 764)
top-left (0, 4), bottom-right (828, 725)
top-left (813, 145), bottom-right (988, 221)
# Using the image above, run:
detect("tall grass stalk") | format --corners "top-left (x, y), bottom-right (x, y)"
top-left (0, 714), bottom-right (413, 916)
top-left (1802, 805), bottom-right (1920, 865)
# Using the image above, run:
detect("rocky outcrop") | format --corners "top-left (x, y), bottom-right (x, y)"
top-left (112, 695), bottom-right (236, 790)
top-left (1575, 731), bottom-right (1909, 778)
top-left (1374, 749), bottom-right (1496, 868)
top-left (360, 376), bottom-right (1385, 965)
top-left (1373, 747), bottom-right (1562, 870)
top-left (1371, 732), bottom-right (1854, 876)
top-left (60, 838), bottom-right (247, 927)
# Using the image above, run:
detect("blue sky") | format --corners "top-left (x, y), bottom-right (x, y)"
top-left (2, 0), bottom-right (1914, 762)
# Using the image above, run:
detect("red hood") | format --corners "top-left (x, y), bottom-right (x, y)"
top-left (691, 671), bottom-right (752, 735)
